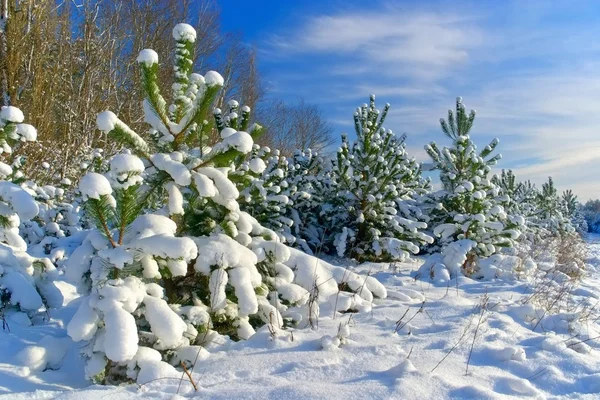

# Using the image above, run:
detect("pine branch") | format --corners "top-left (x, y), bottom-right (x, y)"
top-left (84, 196), bottom-right (116, 248)
top-left (115, 185), bottom-right (144, 245)
top-left (140, 62), bottom-right (171, 135)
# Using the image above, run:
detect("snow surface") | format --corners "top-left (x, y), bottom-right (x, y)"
top-left (2, 236), bottom-right (600, 399)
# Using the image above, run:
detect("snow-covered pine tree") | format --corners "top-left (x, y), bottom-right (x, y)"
top-left (534, 177), bottom-right (574, 235)
top-left (329, 95), bottom-right (433, 261)
top-left (213, 101), bottom-right (295, 243)
top-left (65, 24), bottom-right (385, 385)
top-left (492, 169), bottom-right (542, 237)
top-left (233, 145), bottom-right (295, 242)
top-left (65, 23), bottom-right (271, 383)
top-left (562, 189), bottom-right (577, 218)
top-left (0, 106), bottom-right (62, 321)
top-left (423, 97), bottom-right (524, 275)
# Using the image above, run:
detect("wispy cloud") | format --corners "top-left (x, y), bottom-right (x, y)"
top-left (267, 7), bottom-right (483, 81)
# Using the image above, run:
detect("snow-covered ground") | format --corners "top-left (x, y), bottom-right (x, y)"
top-left (2, 237), bottom-right (600, 399)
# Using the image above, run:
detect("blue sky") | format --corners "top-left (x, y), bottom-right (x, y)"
top-left (220, 0), bottom-right (600, 200)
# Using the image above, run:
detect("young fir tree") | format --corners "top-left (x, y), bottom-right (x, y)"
top-left (65, 24), bottom-right (385, 385)
top-left (329, 95), bottom-right (433, 261)
top-left (424, 97), bottom-right (524, 274)
top-left (562, 189), bottom-right (577, 218)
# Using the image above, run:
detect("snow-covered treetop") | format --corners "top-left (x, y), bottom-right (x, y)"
top-left (136, 49), bottom-right (159, 67)
top-left (426, 97), bottom-right (501, 193)
top-left (79, 172), bottom-right (112, 201)
top-left (172, 23), bottom-right (197, 42)
top-left (204, 70), bottom-right (225, 87)
top-left (97, 22), bottom-right (227, 160)
top-left (213, 100), bottom-right (262, 144)
top-left (0, 106), bottom-right (24, 124)
top-left (440, 97), bottom-right (476, 141)
top-left (0, 106), bottom-right (38, 156)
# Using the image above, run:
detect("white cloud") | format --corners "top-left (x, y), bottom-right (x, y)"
top-left (268, 7), bottom-right (483, 81)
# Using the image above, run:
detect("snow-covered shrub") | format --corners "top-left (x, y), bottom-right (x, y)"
top-left (327, 95), bottom-right (433, 261)
top-left (20, 182), bottom-right (82, 247)
top-left (423, 97), bottom-right (524, 276)
top-left (18, 146), bottom-right (108, 256)
top-left (418, 239), bottom-right (537, 282)
top-left (0, 106), bottom-right (62, 320)
top-left (238, 146), bottom-right (335, 256)
top-left (492, 171), bottom-right (585, 278)
top-left (65, 24), bottom-right (386, 385)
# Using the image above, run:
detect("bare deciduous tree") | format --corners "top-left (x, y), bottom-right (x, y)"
top-left (3, 0), bottom-right (265, 182)
top-left (258, 99), bottom-right (336, 157)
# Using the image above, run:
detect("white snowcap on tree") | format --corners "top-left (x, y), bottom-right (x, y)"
top-left (204, 71), bottom-right (225, 87)
top-left (16, 124), bottom-right (37, 141)
top-left (108, 154), bottom-right (145, 189)
top-left (0, 106), bottom-right (24, 124)
top-left (0, 181), bottom-right (39, 220)
top-left (172, 23), bottom-right (197, 42)
top-left (136, 49), bottom-right (159, 67)
top-left (96, 111), bottom-right (119, 132)
top-left (79, 172), bottom-right (113, 200)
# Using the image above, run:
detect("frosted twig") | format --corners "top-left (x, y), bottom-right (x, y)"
top-left (466, 293), bottom-right (489, 375)
top-left (180, 361), bottom-right (198, 391)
